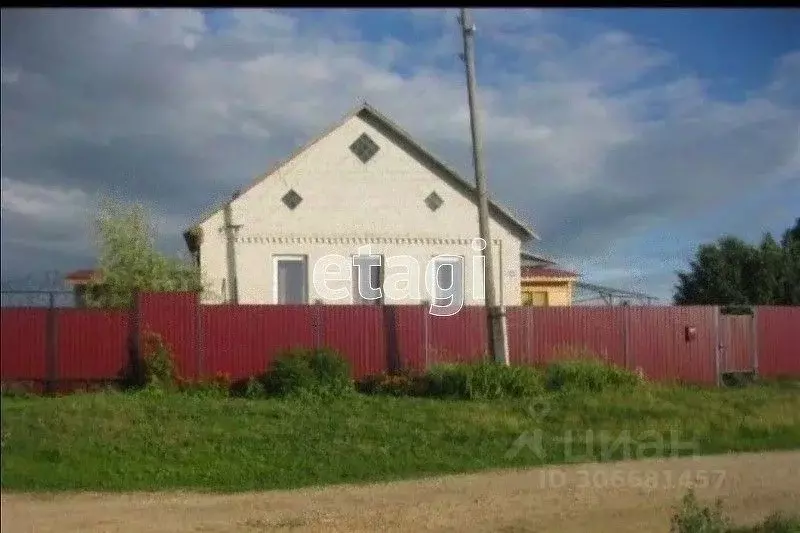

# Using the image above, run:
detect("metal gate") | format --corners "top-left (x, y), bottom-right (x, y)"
top-left (718, 311), bottom-right (758, 375)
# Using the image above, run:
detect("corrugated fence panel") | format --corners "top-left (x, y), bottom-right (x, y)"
top-left (320, 305), bottom-right (384, 378)
top-left (757, 306), bottom-right (800, 378)
top-left (201, 304), bottom-right (316, 379)
top-left (627, 306), bottom-right (716, 384)
top-left (720, 314), bottom-right (754, 373)
top-left (138, 292), bottom-right (199, 379)
top-left (0, 308), bottom-right (47, 380)
top-left (512, 306), bottom-right (625, 367)
top-left (390, 305), bottom-right (427, 372)
top-left (505, 307), bottom-right (527, 365)
top-left (426, 306), bottom-right (488, 365)
top-left (57, 310), bottom-right (129, 379)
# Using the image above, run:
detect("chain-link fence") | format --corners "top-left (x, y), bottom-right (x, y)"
top-left (0, 270), bottom-right (78, 308)
top-left (0, 290), bottom-right (76, 309)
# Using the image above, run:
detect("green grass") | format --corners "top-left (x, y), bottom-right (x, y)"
top-left (2, 384), bottom-right (800, 492)
top-left (671, 490), bottom-right (800, 533)
top-left (729, 514), bottom-right (800, 533)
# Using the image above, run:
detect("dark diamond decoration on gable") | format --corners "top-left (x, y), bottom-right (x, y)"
top-left (425, 191), bottom-right (444, 211)
top-left (350, 133), bottom-right (380, 163)
top-left (282, 189), bottom-right (303, 210)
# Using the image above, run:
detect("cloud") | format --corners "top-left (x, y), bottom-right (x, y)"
top-left (1, 8), bottom-right (798, 299)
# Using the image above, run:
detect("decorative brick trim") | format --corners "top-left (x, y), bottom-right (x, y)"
top-left (233, 235), bottom-right (503, 246)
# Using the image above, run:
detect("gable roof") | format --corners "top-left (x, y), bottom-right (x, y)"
top-left (185, 102), bottom-right (537, 244)
top-left (520, 250), bottom-right (558, 266)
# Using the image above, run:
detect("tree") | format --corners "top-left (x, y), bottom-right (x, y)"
top-left (673, 218), bottom-right (800, 306)
top-left (84, 198), bottom-right (205, 309)
top-left (780, 218), bottom-right (800, 304)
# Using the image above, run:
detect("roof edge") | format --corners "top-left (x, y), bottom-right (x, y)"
top-left (185, 101), bottom-right (538, 243)
top-left (357, 103), bottom-right (537, 241)
top-left (185, 103), bottom-right (368, 234)
top-left (521, 266), bottom-right (580, 279)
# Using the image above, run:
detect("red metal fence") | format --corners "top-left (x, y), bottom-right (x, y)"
top-left (756, 306), bottom-right (800, 378)
top-left (1, 292), bottom-right (798, 390)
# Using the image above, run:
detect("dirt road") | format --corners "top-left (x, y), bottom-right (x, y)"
top-left (3, 451), bottom-right (799, 533)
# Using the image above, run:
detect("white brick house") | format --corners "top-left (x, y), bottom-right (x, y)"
top-left (183, 103), bottom-right (537, 307)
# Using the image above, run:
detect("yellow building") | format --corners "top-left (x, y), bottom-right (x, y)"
top-left (519, 252), bottom-right (579, 307)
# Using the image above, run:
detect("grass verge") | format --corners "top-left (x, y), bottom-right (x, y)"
top-left (671, 490), bottom-right (800, 532)
top-left (2, 384), bottom-right (799, 492)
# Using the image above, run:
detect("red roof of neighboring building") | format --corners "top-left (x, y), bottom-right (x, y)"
top-left (64, 269), bottom-right (101, 283)
top-left (521, 266), bottom-right (579, 279)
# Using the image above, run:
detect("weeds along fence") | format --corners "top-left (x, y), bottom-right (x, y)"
top-left (1, 291), bottom-right (798, 392)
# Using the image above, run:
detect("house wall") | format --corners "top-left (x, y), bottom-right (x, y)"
top-left (521, 280), bottom-right (574, 307)
top-left (197, 113), bottom-right (526, 306)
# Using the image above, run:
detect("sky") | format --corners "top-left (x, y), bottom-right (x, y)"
top-left (1, 8), bottom-right (798, 301)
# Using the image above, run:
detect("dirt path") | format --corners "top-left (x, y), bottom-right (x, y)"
top-left (3, 451), bottom-right (799, 533)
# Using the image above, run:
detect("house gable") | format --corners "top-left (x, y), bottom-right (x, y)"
top-left (185, 103), bottom-right (535, 251)
top-left (190, 103), bottom-right (535, 306)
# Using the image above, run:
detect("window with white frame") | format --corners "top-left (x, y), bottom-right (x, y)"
top-left (274, 255), bottom-right (308, 304)
top-left (430, 256), bottom-right (464, 308)
top-left (352, 254), bottom-right (383, 305)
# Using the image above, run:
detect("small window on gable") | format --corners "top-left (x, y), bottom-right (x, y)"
top-left (282, 189), bottom-right (303, 210)
top-left (349, 133), bottom-right (380, 163)
top-left (425, 191), bottom-right (444, 211)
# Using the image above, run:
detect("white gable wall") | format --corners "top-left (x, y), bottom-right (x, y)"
top-left (198, 114), bottom-right (525, 307)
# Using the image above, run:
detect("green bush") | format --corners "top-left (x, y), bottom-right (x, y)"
top-left (0, 381), bottom-right (34, 398)
top-left (176, 372), bottom-right (231, 398)
top-left (263, 347), bottom-right (354, 398)
top-left (721, 371), bottom-right (758, 388)
top-left (424, 363), bottom-right (468, 398)
top-left (736, 513), bottom-right (800, 533)
top-left (140, 330), bottom-right (177, 389)
top-left (356, 369), bottom-right (428, 397)
top-left (243, 376), bottom-right (267, 399)
top-left (425, 362), bottom-right (544, 400)
top-left (545, 358), bottom-right (642, 393)
top-left (670, 490), bottom-right (800, 533)
top-left (670, 490), bottom-right (729, 533)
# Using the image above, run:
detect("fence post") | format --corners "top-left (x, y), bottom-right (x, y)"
top-left (623, 306), bottom-right (630, 370)
top-left (195, 291), bottom-right (203, 379)
top-left (127, 292), bottom-right (142, 388)
top-left (714, 306), bottom-right (721, 387)
top-left (752, 307), bottom-right (759, 377)
top-left (523, 308), bottom-right (530, 365)
top-left (45, 292), bottom-right (58, 394)
top-left (422, 302), bottom-right (429, 370)
top-left (314, 302), bottom-right (322, 349)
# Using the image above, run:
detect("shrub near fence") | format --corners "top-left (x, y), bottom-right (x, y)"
top-left (1, 291), bottom-right (799, 391)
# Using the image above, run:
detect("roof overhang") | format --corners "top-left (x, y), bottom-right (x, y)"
top-left (64, 269), bottom-right (102, 286)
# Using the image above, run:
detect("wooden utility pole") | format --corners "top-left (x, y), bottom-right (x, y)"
top-left (459, 8), bottom-right (509, 365)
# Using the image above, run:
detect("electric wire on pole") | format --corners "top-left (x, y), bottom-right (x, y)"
top-left (458, 8), bottom-right (510, 365)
